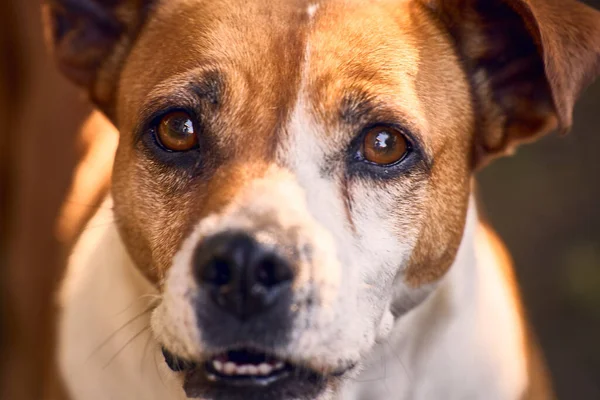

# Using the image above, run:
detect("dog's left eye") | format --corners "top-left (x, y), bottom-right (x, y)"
top-left (360, 126), bottom-right (409, 166)
top-left (156, 111), bottom-right (198, 151)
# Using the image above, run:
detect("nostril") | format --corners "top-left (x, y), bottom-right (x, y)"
top-left (202, 257), bottom-right (233, 287)
top-left (194, 232), bottom-right (295, 319)
top-left (255, 256), bottom-right (294, 289)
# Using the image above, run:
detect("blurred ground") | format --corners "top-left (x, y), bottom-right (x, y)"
top-left (1, 1), bottom-right (599, 399)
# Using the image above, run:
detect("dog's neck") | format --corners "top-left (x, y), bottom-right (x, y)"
top-left (59, 195), bottom-right (529, 400)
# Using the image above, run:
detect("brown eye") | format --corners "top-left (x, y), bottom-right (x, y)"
top-left (156, 111), bottom-right (198, 151)
top-left (362, 126), bottom-right (408, 165)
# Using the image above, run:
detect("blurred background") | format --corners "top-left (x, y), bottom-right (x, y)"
top-left (0, 1), bottom-right (599, 399)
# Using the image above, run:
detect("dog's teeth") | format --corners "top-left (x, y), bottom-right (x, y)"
top-left (246, 365), bottom-right (259, 375)
top-left (223, 362), bottom-right (237, 375)
top-left (237, 365), bottom-right (250, 375)
top-left (258, 363), bottom-right (273, 375)
top-left (213, 360), bottom-right (223, 372)
top-left (211, 355), bottom-right (286, 377)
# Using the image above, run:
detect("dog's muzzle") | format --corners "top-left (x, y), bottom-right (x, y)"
top-left (161, 231), bottom-right (346, 399)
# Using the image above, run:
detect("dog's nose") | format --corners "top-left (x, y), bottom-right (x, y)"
top-left (193, 232), bottom-right (294, 320)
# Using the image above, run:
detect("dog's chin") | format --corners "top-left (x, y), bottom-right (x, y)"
top-left (162, 347), bottom-right (350, 400)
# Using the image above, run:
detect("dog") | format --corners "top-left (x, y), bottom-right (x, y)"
top-left (43, 0), bottom-right (600, 399)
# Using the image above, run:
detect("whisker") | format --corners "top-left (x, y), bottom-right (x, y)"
top-left (350, 346), bottom-right (389, 383)
top-left (135, 333), bottom-right (155, 399)
top-left (114, 295), bottom-right (161, 318)
top-left (384, 340), bottom-right (411, 383)
top-left (87, 304), bottom-right (156, 361)
top-left (154, 344), bottom-right (168, 389)
top-left (103, 326), bottom-right (151, 369)
top-left (381, 347), bottom-right (392, 398)
top-left (140, 327), bottom-right (154, 375)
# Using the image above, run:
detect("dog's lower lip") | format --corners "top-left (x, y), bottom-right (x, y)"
top-left (163, 347), bottom-right (354, 380)
top-left (162, 347), bottom-right (296, 386)
top-left (162, 347), bottom-right (197, 372)
top-left (165, 347), bottom-right (352, 398)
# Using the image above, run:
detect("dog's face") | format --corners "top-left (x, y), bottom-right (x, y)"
top-left (44, 0), bottom-right (600, 398)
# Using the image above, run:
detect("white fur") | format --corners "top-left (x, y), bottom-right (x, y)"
top-left (341, 200), bottom-right (528, 400)
top-left (59, 22), bottom-right (527, 398)
top-left (59, 196), bottom-right (528, 400)
top-left (59, 199), bottom-right (187, 400)
top-left (153, 168), bottom-right (346, 363)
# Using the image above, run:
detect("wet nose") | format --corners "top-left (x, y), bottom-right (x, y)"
top-left (193, 232), bottom-right (294, 320)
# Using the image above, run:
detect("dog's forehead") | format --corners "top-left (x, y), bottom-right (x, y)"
top-left (121, 0), bottom-right (432, 129)
top-left (304, 0), bottom-right (426, 133)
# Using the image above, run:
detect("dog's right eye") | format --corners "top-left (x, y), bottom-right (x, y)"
top-left (156, 111), bottom-right (198, 151)
top-left (360, 126), bottom-right (409, 166)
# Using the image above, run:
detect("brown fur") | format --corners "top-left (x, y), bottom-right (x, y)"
top-left (43, 0), bottom-right (600, 398)
top-left (43, 0), bottom-right (600, 287)
top-left (108, 0), bottom-right (311, 283)
top-left (426, 0), bottom-right (600, 166)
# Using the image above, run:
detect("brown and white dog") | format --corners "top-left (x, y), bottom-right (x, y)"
top-left (43, 0), bottom-right (600, 399)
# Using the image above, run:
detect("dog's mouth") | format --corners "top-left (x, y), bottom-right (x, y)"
top-left (204, 348), bottom-right (292, 384)
top-left (163, 347), bottom-right (343, 399)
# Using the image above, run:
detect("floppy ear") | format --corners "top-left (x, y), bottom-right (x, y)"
top-left (425, 0), bottom-right (600, 167)
top-left (42, 0), bottom-right (154, 117)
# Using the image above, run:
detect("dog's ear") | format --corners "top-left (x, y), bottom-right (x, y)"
top-left (425, 0), bottom-right (600, 167)
top-left (42, 0), bottom-right (154, 117)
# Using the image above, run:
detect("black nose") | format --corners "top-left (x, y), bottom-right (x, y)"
top-left (193, 232), bottom-right (294, 320)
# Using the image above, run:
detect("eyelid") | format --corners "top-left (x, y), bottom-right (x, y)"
top-left (344, 121), bottom-right (432, 179)
top-left (357, 123), bottom-right (416, 151)
top-left (133, 87), bottom-right (205, 141)
top-left (133, 105), bottom-right (202, 147)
